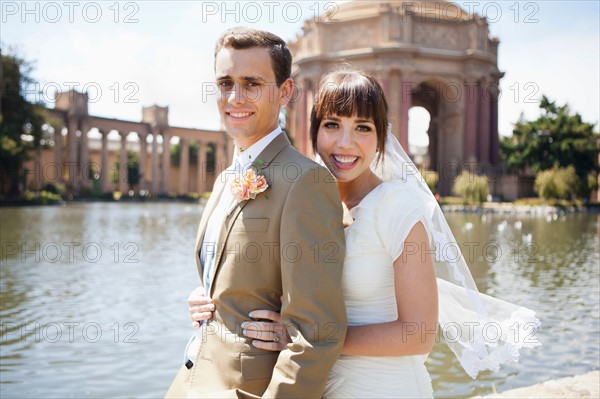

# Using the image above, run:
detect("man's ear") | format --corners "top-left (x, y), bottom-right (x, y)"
top-left (278, 78), bottom-right (295, 107)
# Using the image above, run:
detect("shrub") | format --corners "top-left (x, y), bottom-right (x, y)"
top-left (420, 169), bottom-right (439, 194)
top-left (534, 166), bottom-right (579, 200)
top-left (452, 172), bottom-right (489, 205)
top-left (43, 182), bottom-right (66, 197)
top-left (22, 190), bottom-right (62, 205)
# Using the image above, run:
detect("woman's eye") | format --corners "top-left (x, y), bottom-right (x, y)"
top-left (356, 125), bottom-right (372, 132)
top-left (323, 122), bottom-right (338, 129)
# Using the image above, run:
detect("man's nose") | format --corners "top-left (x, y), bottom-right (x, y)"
top-left (226, 83), bottom-right (245, 104)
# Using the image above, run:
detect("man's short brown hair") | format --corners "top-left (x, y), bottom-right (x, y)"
top-left (215, 27), bottom-right (292, 87)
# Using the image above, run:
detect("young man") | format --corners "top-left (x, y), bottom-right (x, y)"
top-left (165, 27), bottom-right (347, 398)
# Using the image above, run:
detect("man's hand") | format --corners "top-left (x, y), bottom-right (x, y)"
top-left (188, 286), bottom-right (215, 328)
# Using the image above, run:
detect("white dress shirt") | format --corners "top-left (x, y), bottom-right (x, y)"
top-left (185, 127), bottom-right (283, 362)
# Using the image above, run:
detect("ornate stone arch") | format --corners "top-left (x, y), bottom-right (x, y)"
top-left (288, 0), bottom-right (502, 194)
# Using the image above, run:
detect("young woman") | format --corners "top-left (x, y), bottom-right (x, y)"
top-left (188, 68), bottom-right (540, 398)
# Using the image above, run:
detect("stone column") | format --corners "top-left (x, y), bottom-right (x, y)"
top-left (463, 80), bottom-right (479, 162)
top-left (79, 122), bottom-right (90, 191)
top-left (399, 77), bottom-right (413, 150)
top-left (100, 130), bottom-right (111, 193)
top-left (119, 131), bottom-right (129, 194)
top-left (151, 130), bottom-right (160, 193)
top-left (387, 70), bottom-right (401, 139)
top-left (66, 116), bottom-right (79, 192)
top-left (33, 144), bottom-right (42, 190)
top-left (489, 85), bottom-right (500, 165)
top-left (53, 127), bottom-right (64, 182)
top-left (428, 117), bottom-right (438, 171)
top-left (138, 131), bottom-right (148, 191)
top-left (307, 83), bottom-right (316, 153)
top-left (178, 137), bottom-right (189, 194)
top-left (477, 80), bottom-right (491, 165)
top-left (402, 11), bottom-right (413, 42)
top-left (298, 79), bottom-right (310, 155)
top-left (161, 133), bottom-right (170, 194)
top-left (196, 141), bottom-right (206, 195)
top-left (226, 135), bottom-right (235, 166)
top-left (216, 139), bottom-right (226, 173)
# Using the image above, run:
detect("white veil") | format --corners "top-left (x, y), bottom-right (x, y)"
top-left (369, 126), bottom-right (541, 378)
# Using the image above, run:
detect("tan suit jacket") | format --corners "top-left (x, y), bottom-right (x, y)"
top-left (166, 133), bottom-right (347, 398)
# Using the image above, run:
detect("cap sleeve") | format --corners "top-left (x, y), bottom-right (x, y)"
top-left (376, 181), bottom-right (434, 262)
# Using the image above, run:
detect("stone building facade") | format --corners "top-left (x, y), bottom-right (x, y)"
top-left (287, 0), bottom-right (503, 195)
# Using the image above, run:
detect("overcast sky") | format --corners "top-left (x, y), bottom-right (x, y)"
top-left (2, 1), bottom-right (599, 147)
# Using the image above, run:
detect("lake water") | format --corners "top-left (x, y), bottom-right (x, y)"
top-left (1, 203), bottom-right (598, 398)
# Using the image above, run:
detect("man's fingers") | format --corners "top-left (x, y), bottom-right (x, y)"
top-left (191, 311), bottom-right (213, 321)
top-left (189, 304), bottom-right (215, 314)
top-left (188, 297), bottom-right (214, 306)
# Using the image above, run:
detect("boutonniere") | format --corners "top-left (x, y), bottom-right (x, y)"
top-left (230, 167), bottom-right (269, 202)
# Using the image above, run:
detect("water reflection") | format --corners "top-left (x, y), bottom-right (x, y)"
top-left (1, 205), bottom-right (598, 398)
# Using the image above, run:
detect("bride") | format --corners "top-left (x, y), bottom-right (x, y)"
top-left (188, 67), bottom-right (540, 397)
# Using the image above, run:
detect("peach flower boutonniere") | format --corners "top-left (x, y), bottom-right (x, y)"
top-left (230, 168), bottom-right (269, 202)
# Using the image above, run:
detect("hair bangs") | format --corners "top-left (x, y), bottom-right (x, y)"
top-left (315, 77), bottom-right (378, 122)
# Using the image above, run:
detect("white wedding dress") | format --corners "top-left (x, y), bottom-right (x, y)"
top-left (324, 180), bottom-right (435, 398)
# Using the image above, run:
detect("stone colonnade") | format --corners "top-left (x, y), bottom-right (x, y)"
top-left (42, 90), bottom-right (230, 195)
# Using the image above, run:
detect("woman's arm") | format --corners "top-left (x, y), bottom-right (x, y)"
top-left (341, 222), bottom-right (438, 356)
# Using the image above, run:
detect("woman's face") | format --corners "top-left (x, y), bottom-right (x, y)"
top-left (316, 114), bottom-right (379, 183)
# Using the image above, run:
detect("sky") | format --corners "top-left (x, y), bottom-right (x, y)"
top-left (2, 1), bottom-right (599, 147)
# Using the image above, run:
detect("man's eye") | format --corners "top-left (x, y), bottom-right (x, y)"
top-left (218, 81), bottom-right (233, 89)
top-left (246, 82), bottom-right (260, 88)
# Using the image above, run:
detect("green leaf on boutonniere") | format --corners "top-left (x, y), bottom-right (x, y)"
top-left (264, 194), bottom-right (270, 200)
top-left (252, 158), bottom-right (265, 175)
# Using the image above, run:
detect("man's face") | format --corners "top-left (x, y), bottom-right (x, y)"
top-left (215, 47), bottom-right (292, 150)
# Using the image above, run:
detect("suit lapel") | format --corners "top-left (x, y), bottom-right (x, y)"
top-left (207, 133), bottom-right (292, 295)
top-left (208, 199), bottom-right (249, 295)
top-left (194, 169), bottom-right (229, 280)
top-left (254, 132), bottom-right (291, 169)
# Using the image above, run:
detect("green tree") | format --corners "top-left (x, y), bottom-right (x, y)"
top-left (500, 96), bottom-right (599, 197)
top-left (1, 50), bottom-right (47, 196)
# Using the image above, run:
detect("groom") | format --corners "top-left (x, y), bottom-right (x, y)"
top-left (165, 28), bottom-right (347, 398)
